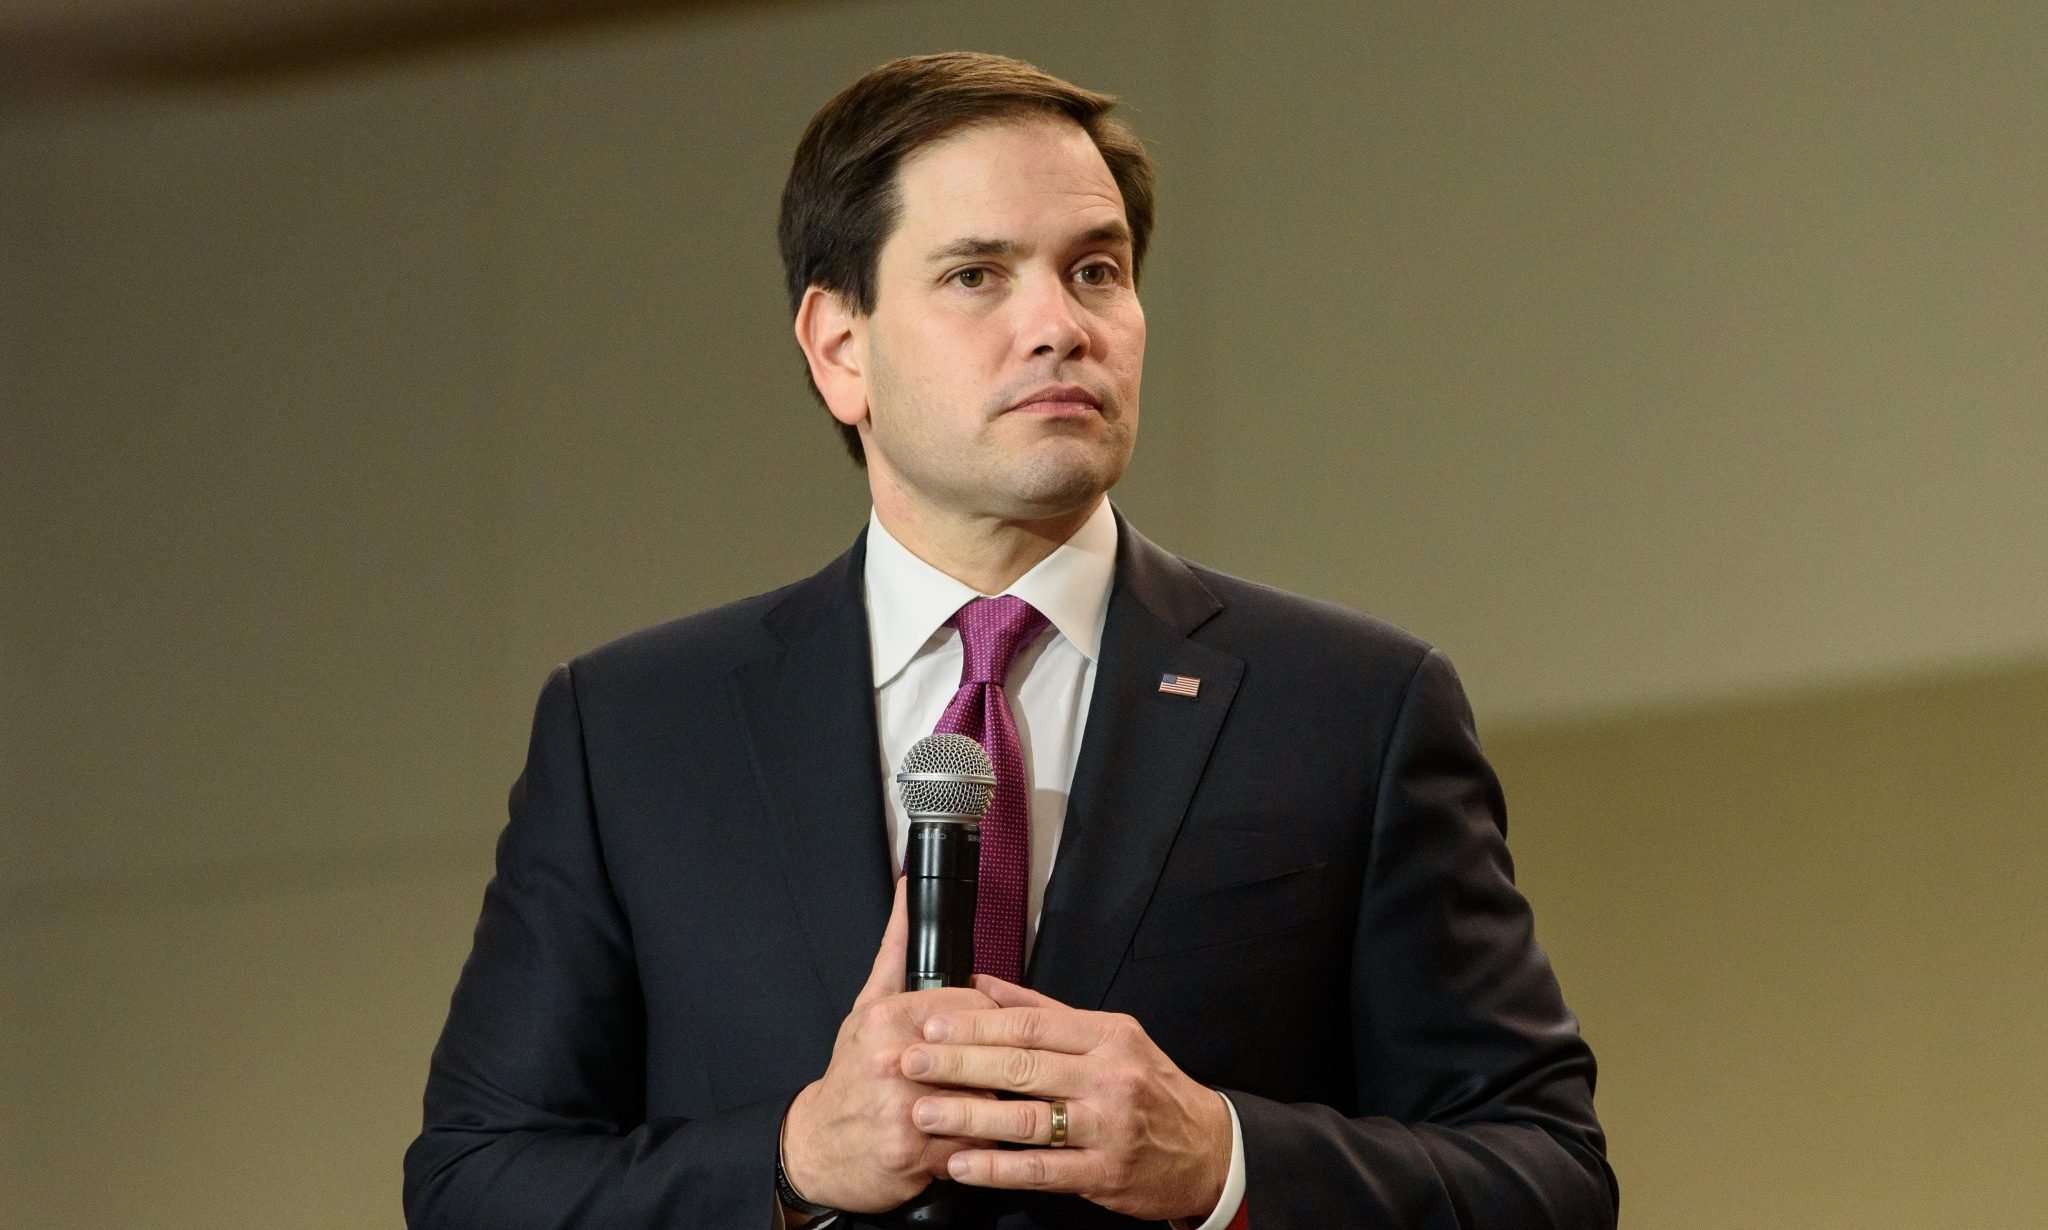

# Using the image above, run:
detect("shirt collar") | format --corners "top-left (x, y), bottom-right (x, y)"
top-left (863, 499), bottom-right (1119, 689)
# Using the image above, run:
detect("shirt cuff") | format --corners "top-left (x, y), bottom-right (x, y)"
top-left (1178, 1090), bottom-right (1247, 1230)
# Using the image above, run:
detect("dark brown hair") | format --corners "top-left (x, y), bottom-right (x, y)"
top-left (778, 52), bottom-right (1156, 465)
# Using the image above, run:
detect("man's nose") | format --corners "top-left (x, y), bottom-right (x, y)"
top-left (1018, 274), bottom-right (1089, 361)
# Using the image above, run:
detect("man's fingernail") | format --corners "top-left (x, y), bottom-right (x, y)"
top-left (948, 1155), bottom-right (970, 1179)
top-left (903, 1048), bottom-right (932, 1076)
top-left (913, 1102), bottom-right (940, 1129)
top-left (923, 1019), bottom-right (952, 1042)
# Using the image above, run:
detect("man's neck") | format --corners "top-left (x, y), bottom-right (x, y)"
top-left (871, 495), bottom-right (1104, 595)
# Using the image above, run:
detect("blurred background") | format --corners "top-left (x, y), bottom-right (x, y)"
top-left (3, 1), bottom-right (2044, 1226)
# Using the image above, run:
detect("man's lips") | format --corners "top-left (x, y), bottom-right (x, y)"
top-left (1008, 385), bottom-right (1103, 416)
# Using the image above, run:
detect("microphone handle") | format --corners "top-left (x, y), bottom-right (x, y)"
top-left (899, 818), bottom-right (982, 1228)
top-left (904, 818), bottom-right (979, 990)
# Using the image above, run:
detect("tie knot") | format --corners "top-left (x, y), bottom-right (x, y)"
top-left (950, 595), bottom-right (1051, 685)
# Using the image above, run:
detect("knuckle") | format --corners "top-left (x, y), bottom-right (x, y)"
top-left (1104, 1064), bottom-right (1144, 1102)
top-left (1104, 1156), bottom-right (1136, 1192)
top-left (877, 1135), bottom-right (918, 1173)
top-left (956, 1102), bottom-right (991, 1137)
top-left (1000, 1047), bottom-right (1039, 1089)
top-left (1011, 1101), bottom-right (1041, 1139)
top-left (1019, 1151), bottom-right (1051, 1187)
top-left (850, 1001), bottom-right (897, 1041)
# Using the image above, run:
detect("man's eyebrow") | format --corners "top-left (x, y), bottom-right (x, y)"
top-left (925, 237), bottom-right (1017, 263)
top-left (1075, 222), bottom-right (1134, 251)
top-left (923, 223), bottom-right (1134, 265)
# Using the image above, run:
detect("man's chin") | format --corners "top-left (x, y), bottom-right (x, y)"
top-left (999, 459), bottom-right (1125, 522)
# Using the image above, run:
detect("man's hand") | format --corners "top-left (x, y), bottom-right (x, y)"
top-left (901, 977), bottom-right (1234, 1223)
top-left (780, 878), bottom-right (998, 1215)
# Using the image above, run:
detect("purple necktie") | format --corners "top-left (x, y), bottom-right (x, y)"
top-left (934, 595), bottom-right (1050, 984)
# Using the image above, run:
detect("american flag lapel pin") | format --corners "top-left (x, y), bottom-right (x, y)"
top-left (1157, 672), bottom-right (1201, 699)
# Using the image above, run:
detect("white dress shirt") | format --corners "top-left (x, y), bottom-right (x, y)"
top-left (860, 501), bottom-right (1247, 1230)
top-left (864, 500), bottom-right (1115, 945)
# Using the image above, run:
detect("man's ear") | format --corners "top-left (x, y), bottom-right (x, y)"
top-left (794, 286), bottom-right (868, 429)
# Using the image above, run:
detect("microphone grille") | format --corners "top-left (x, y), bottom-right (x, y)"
top-left (897, 732), bottom-right (996, 818)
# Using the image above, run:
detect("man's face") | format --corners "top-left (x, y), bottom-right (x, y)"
top-left (851, 117), bottom-right (1144, 527)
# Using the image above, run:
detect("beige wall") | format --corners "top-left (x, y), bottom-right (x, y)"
top-left (4, 2), bottom-right (2043, 1225)
top-left (1493, 662), bottom-right (2048, 1228)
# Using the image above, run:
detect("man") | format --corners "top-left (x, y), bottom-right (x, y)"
top-left (404, 52), bottom-right (1616, 1230)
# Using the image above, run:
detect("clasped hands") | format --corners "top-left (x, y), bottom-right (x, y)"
top-left (781, 878), bottom-right (1231, 1222)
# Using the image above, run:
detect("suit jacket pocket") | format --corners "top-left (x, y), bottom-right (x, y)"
top-left (1130, 862), bottom-right (1328, 960)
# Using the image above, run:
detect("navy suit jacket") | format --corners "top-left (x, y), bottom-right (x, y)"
top-left (404, 517), bottom-right (1617, 1228)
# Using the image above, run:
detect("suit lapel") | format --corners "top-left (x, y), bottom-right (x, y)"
top-left (1029, 517), bottom-right (1243, 1009)
top-left (731, 535), bottom-right (895, 1013)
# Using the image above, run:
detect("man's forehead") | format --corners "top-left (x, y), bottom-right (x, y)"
top-left (888, 117), bottom-right (1128, 250)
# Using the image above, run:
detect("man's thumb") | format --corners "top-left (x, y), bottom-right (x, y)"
top-left (856, 875), bottom-right (909, 1004)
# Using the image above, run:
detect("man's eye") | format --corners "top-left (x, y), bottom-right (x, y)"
top-left (954, 268), bottom-right (987, 288)
top-left (1075, 264), bottom-right (1118, 286)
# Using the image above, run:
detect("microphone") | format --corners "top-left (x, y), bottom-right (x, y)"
top-left (897, 733), bottom-right (995, 991)
top-left (893, 734), bottom-right (996, 1230)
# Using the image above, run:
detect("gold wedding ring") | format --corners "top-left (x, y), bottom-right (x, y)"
top-left (1047, 1099), bottom-right (1069, 1148)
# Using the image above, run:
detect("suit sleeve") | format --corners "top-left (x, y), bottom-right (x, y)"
top-left (1225, 649), bottom-right (1619, 1229)
top-left (403, 663), bottom-right (783, 1229)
